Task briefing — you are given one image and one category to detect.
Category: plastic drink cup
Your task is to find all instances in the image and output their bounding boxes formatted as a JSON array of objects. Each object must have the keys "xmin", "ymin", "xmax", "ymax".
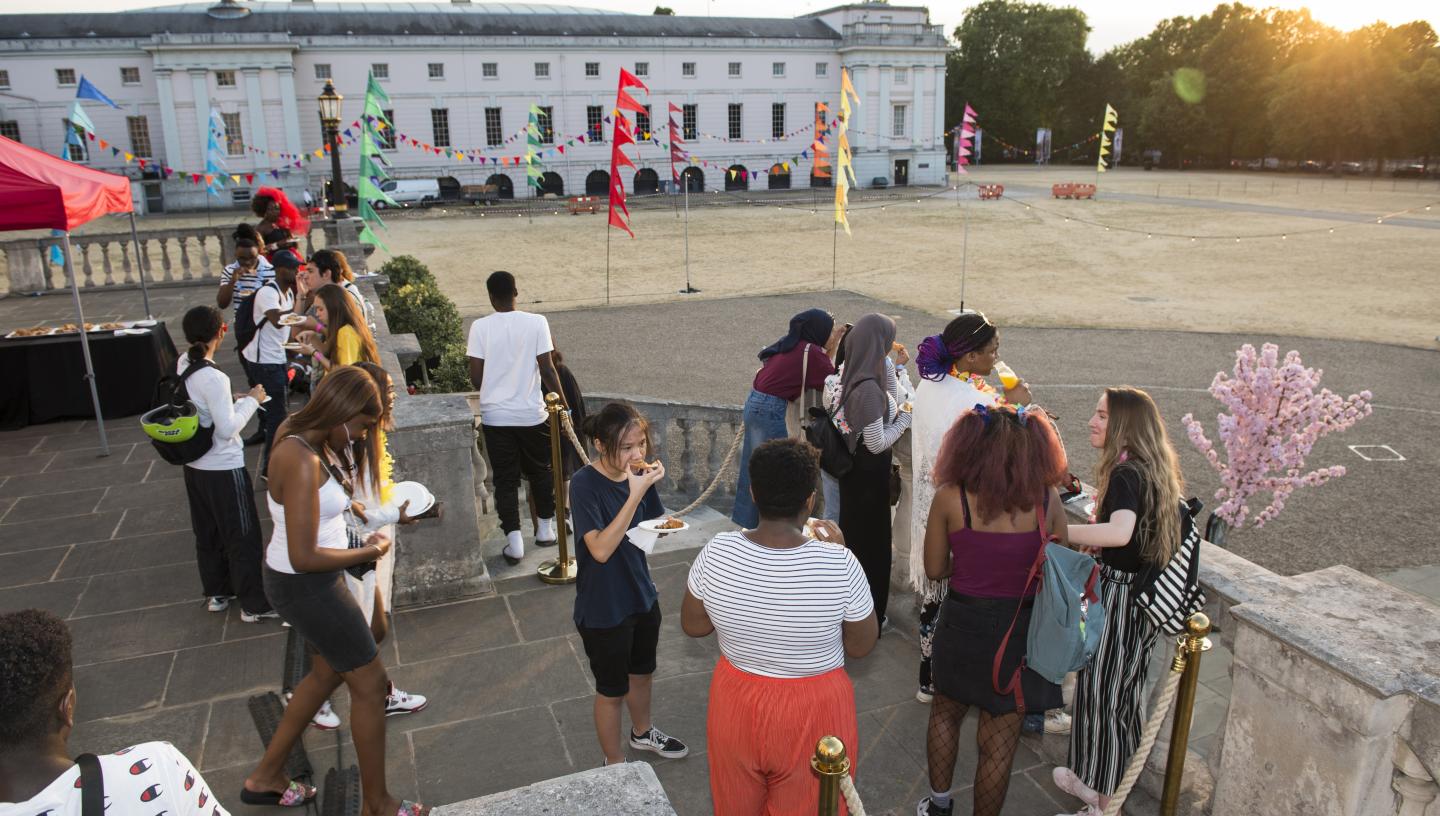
[{"xmin": 995, "ymin": 361, "xmax": 1020, "ymax": 390}]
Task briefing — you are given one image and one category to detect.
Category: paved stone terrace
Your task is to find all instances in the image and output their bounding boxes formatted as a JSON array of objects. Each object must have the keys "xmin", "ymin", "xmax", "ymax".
[{"xmin": 3, "ymin": 282, "xmax": 1435, "ymax": 815}]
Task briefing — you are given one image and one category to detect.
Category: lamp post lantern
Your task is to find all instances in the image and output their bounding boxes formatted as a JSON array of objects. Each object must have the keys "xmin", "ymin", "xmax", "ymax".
[{"xmin": 317, "ymin": 80, "xmax": 346, "ymax": 214}]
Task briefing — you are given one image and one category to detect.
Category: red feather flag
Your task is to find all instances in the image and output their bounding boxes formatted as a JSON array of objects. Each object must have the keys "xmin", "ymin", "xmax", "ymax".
[{"xmin": 607, "ymin": 69, "xmax": 649, "ymax": 239}]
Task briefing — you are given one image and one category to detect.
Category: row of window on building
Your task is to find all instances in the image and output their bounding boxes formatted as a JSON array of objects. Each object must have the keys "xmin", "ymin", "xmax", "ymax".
[
  {"xmin": 0, "ymin": 62, "xmax": 924, "ymax": 92},
  {"xmin": 0, "ymin": 97, "xmax": 915, "ymax": 163}
]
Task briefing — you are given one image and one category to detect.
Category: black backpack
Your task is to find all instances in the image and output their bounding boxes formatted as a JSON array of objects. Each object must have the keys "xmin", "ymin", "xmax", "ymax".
[
  {"xmin": 234, "ymin": 280, "xmax": 279, "ymax": 353},
  {"xmin": 144, "ymin": 358, "xmax": 217, "ymax": 466}
]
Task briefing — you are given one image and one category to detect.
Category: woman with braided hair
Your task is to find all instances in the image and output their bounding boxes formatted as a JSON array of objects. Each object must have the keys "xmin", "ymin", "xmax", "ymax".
[{"xmin": 908, "ymin": 312, "xmax": 1031, "ymax": 703}]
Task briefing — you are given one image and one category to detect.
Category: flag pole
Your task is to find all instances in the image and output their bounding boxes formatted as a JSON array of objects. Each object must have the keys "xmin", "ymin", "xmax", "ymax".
[
  {"xmin": 960, "ymin": 195, "xmax": 970, "ymax": 311},
  {"xmin": 605, "ymin": 218, "xmax": 611, "ymax": 306},
  {"xmin": 128, "ymin": 212, "xmax": 152, "ymax": 319},
  {"xmin": 831, "ymin": 220, "xmax": 838, "ymax": 290},
  {"xmin": 680, "ymin": 177, "xmax": 698, "ymax": 293}
]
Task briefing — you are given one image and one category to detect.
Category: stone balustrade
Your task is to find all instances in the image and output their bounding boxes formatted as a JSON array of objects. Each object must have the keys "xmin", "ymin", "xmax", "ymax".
[
  {"xmin": 582, "ymin": 393, "xmax": 744, "ymax": 510},
  {"xmin": 1, "ymin": 223, "xmax": 327, "ymax": 295}
]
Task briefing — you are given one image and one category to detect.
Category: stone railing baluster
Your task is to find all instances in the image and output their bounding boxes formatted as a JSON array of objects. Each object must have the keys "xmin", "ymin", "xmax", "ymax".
[
  {"xmin": 177, "ymin": 234, "xmax": 193, "ymax": 280},
  {"xmin": 99, "ymin": 240, "xmax": 116, "ymax": 286},
  {"xmin": 195, "ymin": 232, "xmax": 213, "ymax": 278},
  {"xmin": 79, "ymin": 242, "xmax": 97, "ymax": 287},
  {"xmin": 158, "ymin": 237, "xmax": 174, "ymax": 282}
]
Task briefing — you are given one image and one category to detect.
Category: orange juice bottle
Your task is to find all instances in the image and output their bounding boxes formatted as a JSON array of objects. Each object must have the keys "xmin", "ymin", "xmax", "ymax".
[{"xmin": 995, "ymin": 361, "xmax": 1020, "ymax": 390}]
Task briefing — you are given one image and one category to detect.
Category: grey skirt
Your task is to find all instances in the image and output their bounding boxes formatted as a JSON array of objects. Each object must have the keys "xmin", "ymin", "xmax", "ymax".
[{"xmin": 263, "ymin": 566, "xmax": 378, "ymax": 673}]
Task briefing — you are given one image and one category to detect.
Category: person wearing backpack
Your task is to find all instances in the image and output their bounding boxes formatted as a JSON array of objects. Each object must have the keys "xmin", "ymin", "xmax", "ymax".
[
  {"xmin": 917, "ymin": 403, "xmax": 1069, "ymax": 816},
  {"xmin": 241, "ymin": 250, "xmax": 306, "ymax": 479},
  {"xmin": 1052, "ymin": 387, "xmax": 1186, "ymax": 816},
  {"xmin": 216, "ymin": 226, "xmax": 273, "ymax": 446},
  {"xmin": 176, "ymin": 305, "xmax": 275, "ymax": 622}
]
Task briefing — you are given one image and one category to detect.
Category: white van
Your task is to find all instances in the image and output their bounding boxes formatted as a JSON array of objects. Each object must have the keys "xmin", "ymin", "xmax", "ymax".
[{"xmin": 379, "ymin": 178, "xmax": 440, "ymax": 208}]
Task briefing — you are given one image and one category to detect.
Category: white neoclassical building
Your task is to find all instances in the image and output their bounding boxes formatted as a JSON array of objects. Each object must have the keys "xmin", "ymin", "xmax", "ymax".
[{"xmin": 0, "ymin": 0, "xmax": 948, "ymax": 211}]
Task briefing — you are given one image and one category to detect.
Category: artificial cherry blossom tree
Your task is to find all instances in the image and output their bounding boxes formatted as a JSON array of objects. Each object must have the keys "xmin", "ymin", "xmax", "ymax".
[{"xmin": 1181, "ymin": 343, "xmax": 1372, "ymax": 529}]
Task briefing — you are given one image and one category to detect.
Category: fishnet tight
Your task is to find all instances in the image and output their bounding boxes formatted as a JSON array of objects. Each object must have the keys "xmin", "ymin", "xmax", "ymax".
[{"xmin": 925, "ymin": 693, "xmax": 1024, "ymax": 816}]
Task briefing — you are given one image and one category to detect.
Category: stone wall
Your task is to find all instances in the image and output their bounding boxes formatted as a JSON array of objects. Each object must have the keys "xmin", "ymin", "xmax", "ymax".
[{"xmin": 365, "ymin": 278, "xmax": 497, "ymax": 608}]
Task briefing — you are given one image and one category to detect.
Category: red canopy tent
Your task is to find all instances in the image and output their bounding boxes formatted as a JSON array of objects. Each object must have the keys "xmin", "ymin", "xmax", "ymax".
[{"xmin": 0, "ymin": 134, "xmax": 150, "ymax": 455}]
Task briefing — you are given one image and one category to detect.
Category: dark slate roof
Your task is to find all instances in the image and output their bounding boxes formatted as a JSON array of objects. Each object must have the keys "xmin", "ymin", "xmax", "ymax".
[{"xmin": 0, "ymin": 1, "xmax": 842, "ymax": 40}]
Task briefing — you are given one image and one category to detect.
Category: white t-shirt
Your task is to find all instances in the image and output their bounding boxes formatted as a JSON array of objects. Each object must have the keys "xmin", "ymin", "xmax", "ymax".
[
  {"xmin": 241, "ymin": 282, "xmax": 294, "ymax": 366},
  {"xmin": 465, "ymin": 310, "xmax": 553, "ymax": 427},
  {"xmin": 177, "ymin": 357, "xmax": 258, "ymax": 471},
  {"xmin": 687, "ymin": 531, "xmax": 873, "ymax": 678},
  {"xmin": 0, "ymin": 741, "xmax": 227, "ymax": 816}
]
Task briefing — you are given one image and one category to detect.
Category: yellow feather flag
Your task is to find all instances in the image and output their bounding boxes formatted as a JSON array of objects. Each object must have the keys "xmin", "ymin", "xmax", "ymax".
[{"xmin": 1103, "ymin": 104, "xmax": 1119, "ymax": 133}]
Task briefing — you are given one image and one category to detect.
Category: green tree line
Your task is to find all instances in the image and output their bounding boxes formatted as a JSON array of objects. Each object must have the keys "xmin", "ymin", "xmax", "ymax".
[{"xmin": 944, "ymin": 0, "xmax": 1440, "ymax": 168}]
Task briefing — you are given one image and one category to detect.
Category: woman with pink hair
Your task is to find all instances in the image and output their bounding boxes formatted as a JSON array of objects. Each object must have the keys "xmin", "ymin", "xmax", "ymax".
[{"xmin": 252, "ymin": 187, "xmax": 310, "ymax": 258}]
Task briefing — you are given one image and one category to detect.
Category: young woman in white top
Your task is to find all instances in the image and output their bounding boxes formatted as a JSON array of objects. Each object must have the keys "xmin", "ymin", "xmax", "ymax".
[
  {"xmin": 908, "ymin": 312, "xmax": 1031, "ymax": 702},
  {"xmin": 242, "ymin": 367, "xmax": 427, "ymax": 816},
  {"xmin": 683, "ymin": 437, "xmax": 877, "ymax": 814},
  {"xmin": 177, "ymin": 306, "xmax": 274, "ymax": 621}
]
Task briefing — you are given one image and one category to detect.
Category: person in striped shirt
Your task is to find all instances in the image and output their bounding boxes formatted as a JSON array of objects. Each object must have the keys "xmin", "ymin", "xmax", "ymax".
[{"xmin": 683, "ymin": 437, "xmax": 877, "ymax": 814}]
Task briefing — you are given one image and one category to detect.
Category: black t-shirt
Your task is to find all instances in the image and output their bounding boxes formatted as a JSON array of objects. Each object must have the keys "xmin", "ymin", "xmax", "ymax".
[
  {"xmin": 569, "ymin": 464, "xmax": 664, "ymax": 629},
  {"xmin": 1099, "ymin": 463, "xmax": 1147, "ymax": 573}
]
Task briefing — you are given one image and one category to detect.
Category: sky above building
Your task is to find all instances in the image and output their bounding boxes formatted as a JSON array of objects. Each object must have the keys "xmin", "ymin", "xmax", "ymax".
[{"xmin": 8, "ymin": 0, "xmax": 1437, "ymax": 53}]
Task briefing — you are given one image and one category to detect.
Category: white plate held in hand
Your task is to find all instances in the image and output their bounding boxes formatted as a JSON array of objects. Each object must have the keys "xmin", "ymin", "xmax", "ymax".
[
  {"xmin": 638, "ymin": 517, "xmax": 688, "ymax": 534},
  {"xmin": 389, "ymin": 481, "xmax": 435, "ymax": 516}
]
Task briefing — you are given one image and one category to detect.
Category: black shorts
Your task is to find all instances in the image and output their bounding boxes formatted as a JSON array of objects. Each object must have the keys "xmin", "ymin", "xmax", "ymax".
[
  {"xmin": 576, "ymin": 603, "xmax": 661, "ymax": 698},
  {"xmin": 263, "ymin": 566, "xmax": 379, "ymax": 674}
]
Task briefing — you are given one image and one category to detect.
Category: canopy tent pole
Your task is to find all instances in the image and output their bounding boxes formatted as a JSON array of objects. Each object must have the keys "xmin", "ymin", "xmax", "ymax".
[
  {"xmin": 62, "ymin": 232, "xmax": 110, "ymax": 456},
  {"xmin": 128, "ymin": 211, "xmax": 152, "ymax": 319}
]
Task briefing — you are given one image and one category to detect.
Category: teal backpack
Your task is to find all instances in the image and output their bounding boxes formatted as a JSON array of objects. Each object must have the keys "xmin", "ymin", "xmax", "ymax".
[{"xmin": 992, "ymin": 497, "xmax": 1106, "ymax": 712}]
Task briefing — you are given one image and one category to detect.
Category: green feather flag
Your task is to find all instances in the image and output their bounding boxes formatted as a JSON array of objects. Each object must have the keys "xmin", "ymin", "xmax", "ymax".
[
  {"xmin": 358, "ymin": 71, "xmax": 397, "ymax": 247},
  {"xmin": 525, "ymin": 104, "xmax": 543, "ymax": 189}
]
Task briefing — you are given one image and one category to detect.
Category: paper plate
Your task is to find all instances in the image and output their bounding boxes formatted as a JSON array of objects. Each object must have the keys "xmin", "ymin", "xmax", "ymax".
[
  {"xmin": 390, "ymin": 481, "xmax": 435, "ymax": 516},
  {"xmin": 638, "ymin": 517, "xmax": 688, "ymax": 534},
  {"xmin": 279, "ymin": 314, "xmax": 307, "ymax": 326}
]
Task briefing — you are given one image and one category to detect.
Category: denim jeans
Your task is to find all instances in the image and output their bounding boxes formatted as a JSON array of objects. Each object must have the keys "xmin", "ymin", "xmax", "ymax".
[
  {"xmin": 819, "ymin": 472, "xmax": 842, "ymax": 521},
  {"xmin": 730, "ymin": 389, "xmax": 790, "ymax": 528},
  {"xmin": 251, "ymin": 362, "xmax": 289, "ymax": 477}
]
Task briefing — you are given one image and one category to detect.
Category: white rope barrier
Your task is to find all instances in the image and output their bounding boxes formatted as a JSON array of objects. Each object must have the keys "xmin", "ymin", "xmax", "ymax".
[
  {"xmin": 1101, "ymin": 659, "xmax": 1186, "ymax": 816},
  {"xmin": 838, "ymin": 775, "xmax": 867, "ymax": 816},
  {"xmin": 559, "ymin": 409, "xmax": 744, "ymax": 519}
]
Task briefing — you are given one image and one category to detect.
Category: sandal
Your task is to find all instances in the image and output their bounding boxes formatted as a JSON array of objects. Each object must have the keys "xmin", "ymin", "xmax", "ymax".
[
  {"xmin": 397, "ymin": 800, "xmax": 429, "ymax": 816},
  {"xmin": 239, "ymin": 780, "xmax": 317, "ymax": 808}
]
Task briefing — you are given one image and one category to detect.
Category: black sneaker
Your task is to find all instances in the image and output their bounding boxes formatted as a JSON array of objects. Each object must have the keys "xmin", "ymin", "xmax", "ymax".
[
  {"xmin": 629, "ymin": 726, "xmax": 688, "ymax": 759},
  {"xmin": 916, "ymin": 797, "xmax": 953, "ymax": 816}
]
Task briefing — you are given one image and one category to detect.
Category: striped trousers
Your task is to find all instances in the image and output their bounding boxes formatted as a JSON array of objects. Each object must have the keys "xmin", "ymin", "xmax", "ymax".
[{"xmin": 1067, "ymin": 565, "xmax": 1161, "ymax": 795}]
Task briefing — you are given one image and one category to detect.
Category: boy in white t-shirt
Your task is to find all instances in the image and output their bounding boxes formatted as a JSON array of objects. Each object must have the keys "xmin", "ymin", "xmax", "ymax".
[
  {"xmin": 0, "ymin": 610, "xmax": 262, "ymax": 816},
  {"xmin": 241, "ymin": 250, "xmax": 304, "ymax": 478},
  {"xmin": 466, "ymin": 271, "xmax": 568, "ymax": 564}
]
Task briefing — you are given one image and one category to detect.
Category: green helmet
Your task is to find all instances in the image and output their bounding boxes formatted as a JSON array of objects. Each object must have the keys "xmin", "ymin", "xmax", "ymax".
[{"xmin": 142, "ymin": 401, "xmax": 201, "ymax": 444}]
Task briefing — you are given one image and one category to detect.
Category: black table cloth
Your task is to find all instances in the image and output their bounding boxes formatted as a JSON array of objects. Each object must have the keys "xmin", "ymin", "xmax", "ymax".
[{"xmin": 0, "ymin": 323, "xmax": 178, "ymax": 430}]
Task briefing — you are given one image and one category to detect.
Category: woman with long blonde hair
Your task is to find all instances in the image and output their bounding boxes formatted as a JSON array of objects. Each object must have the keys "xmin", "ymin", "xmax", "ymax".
[{"xmin": 1053, "ymin": 387, "xmax": 1184, "ymax": 816}]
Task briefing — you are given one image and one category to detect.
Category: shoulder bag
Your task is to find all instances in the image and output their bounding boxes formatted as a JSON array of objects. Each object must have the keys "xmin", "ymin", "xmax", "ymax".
[{"xmin": 1132, "ymin": 497, "xmax": 1207, "ymax": 635}]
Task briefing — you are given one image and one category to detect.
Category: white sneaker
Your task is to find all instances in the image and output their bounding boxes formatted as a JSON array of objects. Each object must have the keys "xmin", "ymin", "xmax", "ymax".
[
  {"xmin": 1052, "ymin": 767, "xmax": 1100, "ymax": 808},
  {"xmin": 311, "ymin": 700, "xmax": 340, "ymax": 730},
  {"xmin": 536, "ymin": 516, "xmax": 557, "ymax": 546},
  {"xmin": 385, "ymin": 683, "xmax": 428, "ymax": 716},
  {"xmin": 1045, "ymin": 710, "xmax": 1073, "ymax": 734},
  {"xmin": 502, "ymin": 530, "xmax": 524, "ymax": 564},
  {"xmin": 240, "ymin": 609, "xmax": 280, "ymax": 624},
  {"xmin": 1053, "ymin": 807, "xmax": 1101, "ymax": 816},
  {"xmin": 206, "ymin": 596, "xmax": 229, "ymax": 613},
  {"xmin": 916, "ymin": 685, "xmax": 935, "ymax": 704}
]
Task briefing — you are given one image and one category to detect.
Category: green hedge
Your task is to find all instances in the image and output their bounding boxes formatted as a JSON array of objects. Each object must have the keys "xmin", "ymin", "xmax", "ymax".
[
  {"xmin": 378, "ymin": 255, "xmax": 436, "ymax": 290},
  {"xmin": 376, "ymin": 256, "xmax": 471, "ymax": 393}
]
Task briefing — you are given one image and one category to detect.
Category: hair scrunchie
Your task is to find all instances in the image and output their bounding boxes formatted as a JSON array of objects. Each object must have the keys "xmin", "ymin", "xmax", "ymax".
[{"xmin": 916, "ymin": 334, "xmax": 957, "ymax": 381}]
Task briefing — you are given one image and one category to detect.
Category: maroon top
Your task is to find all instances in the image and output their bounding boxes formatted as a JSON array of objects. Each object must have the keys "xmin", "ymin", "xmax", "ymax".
[
  {"xmin": 948, "ymin": 491, "xmax": 1045, "ymax": 598},
  {"xmin": 751, "ymin": 343, "xmax": 835, "ymax": 401}
]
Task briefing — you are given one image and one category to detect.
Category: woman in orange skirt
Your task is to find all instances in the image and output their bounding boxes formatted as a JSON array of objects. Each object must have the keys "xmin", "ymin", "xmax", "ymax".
[{"xmin": 682, "ymin": 438, "xmax": 878, "ymax": 813}]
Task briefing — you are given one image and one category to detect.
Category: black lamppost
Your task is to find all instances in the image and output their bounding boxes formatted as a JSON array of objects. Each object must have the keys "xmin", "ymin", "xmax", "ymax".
[{"xmin": 317, "ymin": 80, "xmax": 346, "ymax": 214}]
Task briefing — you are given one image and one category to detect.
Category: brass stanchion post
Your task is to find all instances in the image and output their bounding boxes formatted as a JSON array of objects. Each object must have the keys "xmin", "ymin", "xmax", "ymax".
[
  {"xmin": 537, "ymin": 393, "xmax": 577, "ymax": 585},
  {"xmin": 1159, "ymin": 612, "xmax": 1213, "ymax": 815},
  {"xmin": 812, "ymin": 736, "xmax": 849, "ymax": 816}
]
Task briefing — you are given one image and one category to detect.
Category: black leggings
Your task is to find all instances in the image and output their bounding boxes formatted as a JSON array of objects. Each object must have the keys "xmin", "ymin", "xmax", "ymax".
[
  {"xmin": 839, "ymin": 444, "xmax": 894, "ymax": 622},
  {"xmin": 184, "ymin": 466, "xmax": 269, "ymax": 614}
]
